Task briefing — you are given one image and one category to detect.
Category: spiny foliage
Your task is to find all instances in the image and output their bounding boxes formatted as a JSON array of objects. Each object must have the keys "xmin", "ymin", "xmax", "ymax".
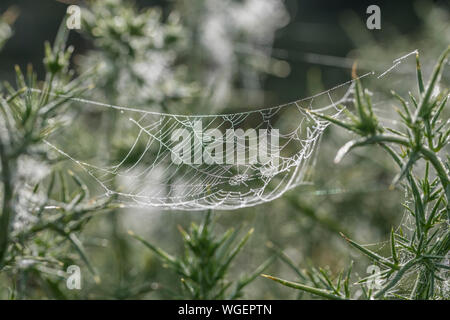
[
  {"xmin": 0, "ymin": 20, "xmax": 119, "ymax": 299},
  {"xmin": 80, "ymin": 0, "xmax": 197, "ymax": 110},
  {"xmin": 264, "ymin": 47, "xmax": 450, "ymax": 300},
  {"xmin": 130, "ymin": 210, "xmax": 273, "ymax": 299}
]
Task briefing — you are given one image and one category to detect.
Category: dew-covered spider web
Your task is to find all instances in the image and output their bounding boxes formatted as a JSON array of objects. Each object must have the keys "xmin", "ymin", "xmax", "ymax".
[
  {"xmin": 42, "ymin": 75, "xmax": 366, "ymax": 211},
  {"xmin": 40, "ymin": 52, "xmax": 419, "ymax": 211}
]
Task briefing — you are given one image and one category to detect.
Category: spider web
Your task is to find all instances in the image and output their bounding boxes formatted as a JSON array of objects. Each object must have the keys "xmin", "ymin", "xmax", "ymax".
[{"xmin": 42, "ymin": 74, "xmax": 372, "ymax": 211}]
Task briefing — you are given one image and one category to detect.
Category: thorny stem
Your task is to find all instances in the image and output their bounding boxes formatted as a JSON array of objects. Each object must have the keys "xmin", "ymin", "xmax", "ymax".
[
  {"xmin": 412, "ymin": 46, "xmax": 450, "ymax": 124},
  {"xmin": 261, "ymin": 274, "xmax": 346, "ymax": 300},
  {"xmin": 374, "ymin": 258, "xmax": 420, "ymax": 299},
  {"xmin": 362, "ymin": 134, "xmax": 450, "ymax": 228},
  {"xmin": 343, "ymin": 134, "xmax": 450, "ymax": 208}
]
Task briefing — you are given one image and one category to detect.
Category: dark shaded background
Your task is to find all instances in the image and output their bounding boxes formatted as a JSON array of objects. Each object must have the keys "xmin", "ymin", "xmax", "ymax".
[{"xmin": 0, "ymin": 0, "xmax": 438, "ymax": 104}]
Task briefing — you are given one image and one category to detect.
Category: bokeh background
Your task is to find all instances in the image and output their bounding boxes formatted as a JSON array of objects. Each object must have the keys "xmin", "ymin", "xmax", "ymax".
[{"xmin": 0, "ymin": 0, "xmax": 448, "ymax": 299}]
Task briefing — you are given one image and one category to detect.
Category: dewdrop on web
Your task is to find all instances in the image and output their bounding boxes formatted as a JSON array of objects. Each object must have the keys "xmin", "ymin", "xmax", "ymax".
[{"xmin": 38, "ymin": 51, "xmax": 416, "ymax": 211}]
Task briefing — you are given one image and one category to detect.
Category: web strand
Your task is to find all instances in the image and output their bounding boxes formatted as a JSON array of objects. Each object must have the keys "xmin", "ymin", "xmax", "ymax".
[{"xmin": 37, "ymin": 52, "xmax": 416, "ymax": 210}]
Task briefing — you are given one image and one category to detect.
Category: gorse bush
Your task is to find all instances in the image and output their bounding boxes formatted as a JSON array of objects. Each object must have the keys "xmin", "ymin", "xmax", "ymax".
[
  {"xmin": 80, "ymin": 0, "xmax": 196, "ymax": 110},
  {"xmin": 0, "ymin": 0, "xmax": 448, "ymax": 300},
  {"xmin": 130, "ymin": 210, "xmax": 273, "ymax": 299},
  {"xmin": 0, "ymin": 19, "xmax": 119, "ymax": 298},
  {"xmin": 264, "ymin": 47, "xmax": 450, "ymax": 300},
  {"xmin": 0, "ymin": 1, "xmax": 277, "ymax": 299}
]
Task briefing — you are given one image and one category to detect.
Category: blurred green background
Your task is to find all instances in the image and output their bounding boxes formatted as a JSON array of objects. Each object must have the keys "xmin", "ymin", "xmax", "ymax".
[{"xmin": 0, "ymin": 0, "xmax": 448, "ymax": 299}]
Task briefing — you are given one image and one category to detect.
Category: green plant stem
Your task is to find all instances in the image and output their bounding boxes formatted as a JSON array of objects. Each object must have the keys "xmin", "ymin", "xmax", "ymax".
[
  {"xmin": 374, "ymin": 258, "xmax": 419, "ymax": 299},
  {"xmin": 341, "ymin": 134, "xmax": 449, "ymax": 204},
  {"xmin": 261, "ymin": 274, "xmax": 345, "ymax": 300},
  {"xmin": 378, "ymin": 134, "xmax": 450, "ymax": 219},
  {"xmin": 413, "ymin": 46, "xmax": 450, "ymax": 123},
  {"xmin": 287, "ymin": 195, "xmax": 350, "ymax": 236}
]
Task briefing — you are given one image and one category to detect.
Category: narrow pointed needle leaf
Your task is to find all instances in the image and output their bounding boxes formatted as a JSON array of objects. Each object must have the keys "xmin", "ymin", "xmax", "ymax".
[
  {"xmin": 308, "ymin": 110, "xmax": 359, "ymax": 133},
  {"xmin": 128, "ymin": 230, "xmax": 178, "ymax": 267},
  {"xmin": 215, "ymin": 228, "xmax": 254, "ymax": 279},
  {"xmin": 234, "ymin": 257, "xmax": 275, "ymax": 296},
  {"xmin": 261, "ymin": 274, "xmax": 345, "ymax": 300},
  {"xmin": 67, "ymin": 233, "xmax": 100, "ymax": 284},
  {"xmin": 390, "ymin": 228, "xmax": 399, "ymax": 265},
  {"xmin": 340, "ymin": 233, "xmax": 398, "ymax": 270},
  {"xmin": 416, "ymin": 52, "xmax": 425, "ymax": 95},
  {"xmin": 415, "ymin": 46, "xmax": 449, "ymax": 121}
]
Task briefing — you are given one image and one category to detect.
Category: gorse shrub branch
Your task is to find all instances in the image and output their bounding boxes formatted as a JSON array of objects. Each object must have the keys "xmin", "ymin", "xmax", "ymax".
[
  {"xmin": 0, "ymin": 20, "xmax": 118, "ymax": 298},
  {"xmin": 130, "ymin": 210, "xmax": 273, "ymax": 299},
  {"xmin": 80, "ymin": 0, "xmax": 197, "ymax": 110},
  {"xmin": 264, "ymin": 46, "xmax": 450, "ymax": 300}
]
